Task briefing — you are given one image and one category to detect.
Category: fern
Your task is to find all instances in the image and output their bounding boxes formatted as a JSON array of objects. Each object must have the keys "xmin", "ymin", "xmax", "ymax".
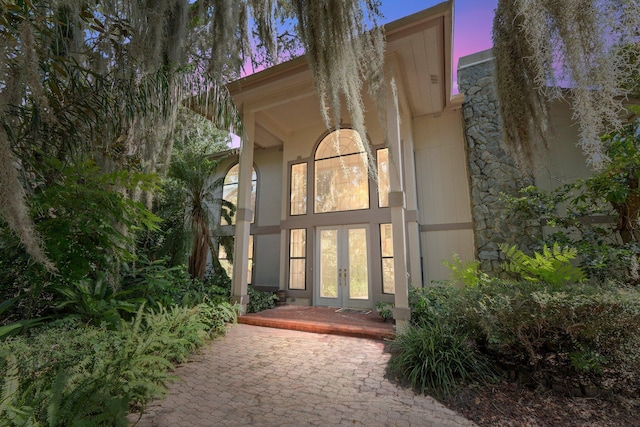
[
  {"xmin": 0, "ymin": 354, "xmax": 38, "ymax": 427},
  {"xmin": 499, "ymin": 243, "xmax": 586, "ymax": 287},
  {"xmin": 443, "ymin": 254, "xmax": 490, "ymax": 287}
]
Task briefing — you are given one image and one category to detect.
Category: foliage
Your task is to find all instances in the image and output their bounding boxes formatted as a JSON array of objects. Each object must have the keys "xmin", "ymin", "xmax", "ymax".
[
  {"xmin": 246, "ymin": 287, "xmax": 279, "ymax": 314},
  {"xmin": 0, "ymin": 0, "xmax": 386, "ymax": 270},
  {"xmin": 443, "ymin": 254, "xmax": 490, "ymax": 288},
  {"xmin": 408, "ymin": 285, "xmax": 462, "ymax": 327},
  {"xmin": 143, "ymin": 108, "xmax": 233, "ymax": 278},
  {"xmin": 167, "ymin": 141, "xmax": 232, "ymax": 280},
  {"xmin": 499, "ymin": 243, "xmax": 586, "ymax": 288},
  {"xmin": 503, "ymin": 120, "xmax": 640, "ymax": 282},
  {"xmin": 0, "ymin": 302, "xmax": 239, "ymax": 426},
  {"xmin": 375, "ymin": 301, "xmax": 393, "ymax": 322},
  {"xmin": 493, "ymin": 0, "xmax": 640, "ymax": 170},
  {"xmin": 407, "ymin": 272, "xmax": 640, "ymax": 396},
  {"xmin": 50, "ymin": 273, "xmax": 140, "ymax": 327},
  {"xmin": 389, "ymin": 321, "xmax": 494, "ymax": 397},
  {"xmin": 464, "ymin": 281, "xmax": 640, "ymax": 392},
  {"xmin": 0, "ymin": 160, "xmax": 161, "ymax": 322}
]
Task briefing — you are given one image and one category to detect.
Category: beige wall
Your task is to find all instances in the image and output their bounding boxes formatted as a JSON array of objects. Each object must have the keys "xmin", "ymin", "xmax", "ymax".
[
  {"xmin": 413, "ymin": 109, "xmax": 475, "ymax": 285},
  {"xmin": 533, "ymin": 98, "xmax": 592, "ymax": 191}
]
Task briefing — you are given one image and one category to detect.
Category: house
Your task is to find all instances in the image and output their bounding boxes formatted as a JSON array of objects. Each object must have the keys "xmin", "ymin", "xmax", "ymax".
[{"xmin": 212, "ymin": 1, "xmax": 591, "ymax": 324}]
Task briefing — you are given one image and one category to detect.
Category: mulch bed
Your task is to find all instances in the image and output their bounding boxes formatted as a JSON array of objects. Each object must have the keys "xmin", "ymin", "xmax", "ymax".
[{"xmin": 442, "ymin": 381, "xmax": 640, "ymax": 427}]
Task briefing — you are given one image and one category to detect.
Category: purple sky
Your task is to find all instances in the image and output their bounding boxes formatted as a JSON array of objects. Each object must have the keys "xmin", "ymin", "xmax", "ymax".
[{"xmin": 380, "ymin": 0, "xmax": 498, "ymax": 93}]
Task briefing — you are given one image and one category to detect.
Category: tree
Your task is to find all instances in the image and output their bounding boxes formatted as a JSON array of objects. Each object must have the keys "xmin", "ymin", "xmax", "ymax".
[
  {"xmin": 0, "ymin": 0, "xmax": 386, "ymax": 269},
  {"xmin": 493, "ymin": 0, "xmax": 640, "ymax": 170},
  {"xmin": 153, "ymin": 108, "xmax": 234, "ymax": 280}
]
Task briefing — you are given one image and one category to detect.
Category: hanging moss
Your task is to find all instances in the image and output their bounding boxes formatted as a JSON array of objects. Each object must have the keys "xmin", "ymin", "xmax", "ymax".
[
  {"xmin": 494, "ymin": 0, "xmax": 640, "ymax": 170},
  {"xmin": 0, "ymin": 0, "xmax": 385, "ymax": 267}
]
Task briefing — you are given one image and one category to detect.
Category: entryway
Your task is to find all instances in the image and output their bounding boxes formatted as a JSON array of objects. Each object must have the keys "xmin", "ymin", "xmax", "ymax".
[{"xmin": 315, "ymin": 225, "xmax": 372, "ymax": 308}]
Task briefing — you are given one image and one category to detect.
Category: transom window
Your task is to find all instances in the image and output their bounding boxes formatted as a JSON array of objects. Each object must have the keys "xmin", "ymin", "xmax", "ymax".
[
  {"xmin": 314, "ymin": 129, "xmax": 369, "ymax": 213},
  {"xmin": 221, "ymin": 163, "xmax": 257, "ymax": 225}
]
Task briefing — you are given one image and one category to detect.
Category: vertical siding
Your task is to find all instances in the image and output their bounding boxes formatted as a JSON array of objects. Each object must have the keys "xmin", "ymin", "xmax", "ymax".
[
  {"xmin": 413, "ymin": 109, "xmax": 475, "ymax": 285},
  {"xmin": 421, "ymin": 229, "xmax": 475, "ymax": 285},
  {"xmin": 414, "ymin": 111, "xmax": 472, "ymax": 225}
]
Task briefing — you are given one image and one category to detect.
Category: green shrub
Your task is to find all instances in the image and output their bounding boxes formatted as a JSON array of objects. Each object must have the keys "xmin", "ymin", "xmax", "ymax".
[
  {"xmin": 409, "ymin": 285, "xmax": 462, "ymax": 326},
  {"xmin": 375, "ymin": 301, "xmax": 393, "ymax": 321},
  {"xmin": 246, "ymin": 287, "xmax": 278, "ymax": 313},
  {"xmin": 389, "ymin": 321, "xmax": 493, "ymax": 397},
  {"xmin": 499, "ymin": 243, "xmax": 586, "ymax": 287},
  {"xmin": 460, "ymin": 281, "xmax": 640, "ymax": 393},
  {"xmin": 0, "ymin": 301, "xmax": 240, "ymax": 426},
  {"xmin": 443, "ymin": 254, "xmax": 490, "ymax": 287}
]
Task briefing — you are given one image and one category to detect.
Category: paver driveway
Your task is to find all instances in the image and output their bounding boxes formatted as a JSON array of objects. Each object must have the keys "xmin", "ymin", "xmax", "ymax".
[{"xmin": 129, "ymin": 324, "xmax": 476, "ymax": 427}]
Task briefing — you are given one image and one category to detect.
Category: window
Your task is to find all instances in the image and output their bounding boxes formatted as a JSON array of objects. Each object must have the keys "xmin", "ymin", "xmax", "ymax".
[
  {"xmin": 377, "ymin": 148, "xmax": 390, "ymax": 208},
  {"xmin": 290, "ymin": 163, "xmax": 307, "ymax": 215},
  {"xmin": 314, "ymin": 129, "xmax": 369, "ymax": 213},
  {"xmin": 218, "ymin": 235, "xmax": 253, "ymax": 284},
  {"xmin": 221, "ymin": 163, "xmax": 257, "ymax": 225},
  {"xmin": 288, "ymin": 229, "xmax": 306, "ymax": 289},
  {"xmin": 380, "ymin": 224, "xmax": 395, "ymax": 294}
]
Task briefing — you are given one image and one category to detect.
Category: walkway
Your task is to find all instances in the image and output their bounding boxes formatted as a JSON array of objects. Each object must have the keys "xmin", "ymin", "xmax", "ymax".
[{"xmin": 129, "ymin": 324, "xmax": 476, "ymax": 427}]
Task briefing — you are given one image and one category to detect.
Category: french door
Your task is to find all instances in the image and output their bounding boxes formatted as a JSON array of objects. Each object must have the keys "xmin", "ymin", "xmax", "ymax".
[{"xmin": 315, "ymin": 225, "xmax": 371, "ymax": 308}]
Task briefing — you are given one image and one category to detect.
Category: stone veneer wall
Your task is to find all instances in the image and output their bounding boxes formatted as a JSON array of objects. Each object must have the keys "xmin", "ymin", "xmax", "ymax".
[{"xmin": 458, "ymin": 52, "xmax": 541, "ymax": 273}]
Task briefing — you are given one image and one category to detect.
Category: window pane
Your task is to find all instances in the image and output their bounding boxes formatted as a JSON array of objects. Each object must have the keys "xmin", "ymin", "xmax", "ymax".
[
  {"xmin": 377, "ymin": 148, "xmax": 390, "ymax": 208},
  {"xmin": 382, "ymin": 258, "xmax": 395, "ymax": 294},
  {"xmin": 380, "ymin": 223, "xmax": 393, "ymax": 257},
  {"xmin": 218, "ymin": 236, "xmax": 253, "ymax": 284},
  {"xmin": 290, "ymin": 229, "xmax": 306, "ymax": 258},
  {"xmin": 290, "ymin": 163, "xmax": 307, "ymax": 215},
  {"xmin": 380, "ymin": 224, "xmax": 395, "ymax": 294},
  {"xmin": 315, "ymin": 129, "xmax": 363, "ymax": 160},
  {"xmin": 320, "ymin": 230, "xmax": 338, "ymax": 298},
  {"xmin": 315, "ymin": 154, "xmax": 369, "ymax": 212},
  {"xmin": 247, "ymin": 235, "xmax": 253, "ymax": 285},
  {"xmin": 222, "ymin": 164, "xmax": 257, "ymax": 225},
  {"xmin": 314, "ymin": 130, "xmax": 369, "ymax": 213},
  {"xmin": 218, "ymin": 244, "xmax": 233, "ymax": 278},
  {"xmin": 348, "ymin": 228, "xmax": 369, "ymax": 300},
  {"xmin": 289, "ymin": 259, "xmax": 306, "ymax": 289}
]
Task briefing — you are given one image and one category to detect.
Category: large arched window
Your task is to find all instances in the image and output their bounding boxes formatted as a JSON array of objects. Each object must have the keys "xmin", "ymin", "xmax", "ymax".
[
  {"xmin": 221, "ymin": 163, "xmax": 257, "ymax": 225},
  {"xmin": 314, "ymin": 129, "xmax": 369, "ymax": 213}
]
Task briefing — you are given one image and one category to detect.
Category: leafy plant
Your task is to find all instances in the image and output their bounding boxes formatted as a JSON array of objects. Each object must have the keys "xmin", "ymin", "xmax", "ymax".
[
  {"xmin": 443, "ymin": 254, "xmax": 490, "ymax": 287},
  {"xmin": 375, "ymin": 301, "xmax": 393, "ymax": 322},
  {"xmin": 389, "ymin": 321, "xmax": 493, "ymax": 397},
  {"xmin": 246, "ymin": 287, "xmax": 278, "ymax": 313},
  {"xmin": 51, "ymin": 273, "xmax": 140, "ymax": 326},
  {"xmin": 0, "ymin": 300, "xmax": 239, "ymax": 426},
  {"xmin": 503, "ymin": 119, "xmax": 640, "ymax": 283},
  {"xmin": 499, "ymin": 243, "xmax": 586, "ymax": 287}
]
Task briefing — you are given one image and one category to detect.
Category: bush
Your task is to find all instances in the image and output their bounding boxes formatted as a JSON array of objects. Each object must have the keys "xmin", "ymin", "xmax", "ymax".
[
  {"xmin": 409, "ymin": 285, "xmax": 462, "ymax": 326},
  {"xmin": 389, "ymin": 321, "xmax": 493, "ymax": 397},
  {"xmin": 246, "ymin": 287, "xmax": 278, "ymax": 313},
  {"xmin": 462, "ymin": 281, "xmax": 640, "ymax": 392},
  {"xmin": 0, "ymin": 301, "xmax": 240, "ymax": 426}
]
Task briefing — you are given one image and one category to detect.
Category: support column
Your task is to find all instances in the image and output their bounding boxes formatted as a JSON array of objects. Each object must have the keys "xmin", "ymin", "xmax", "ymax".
[
  {"xmin": 400, "ymin": 119, "xmax": 422, "ymax": 289},
  {"xmin": 387, "ymin": 80, "xmax": 410, "ymax": 332},
  {"xmin": 232, "ymin": 111, "xmax": 255, "ymax": 312}
]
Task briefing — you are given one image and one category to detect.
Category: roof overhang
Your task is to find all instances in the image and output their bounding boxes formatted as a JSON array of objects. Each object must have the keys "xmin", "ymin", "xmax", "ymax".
[{"xmin": 226, "ymin": 1, "xmax": 455, "ymax": 149}]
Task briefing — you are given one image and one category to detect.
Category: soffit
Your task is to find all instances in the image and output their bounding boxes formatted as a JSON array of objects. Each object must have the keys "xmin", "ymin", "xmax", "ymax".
[{"xmin": 226, "ymin": 1, "xmax": 452, "ymax": 149}]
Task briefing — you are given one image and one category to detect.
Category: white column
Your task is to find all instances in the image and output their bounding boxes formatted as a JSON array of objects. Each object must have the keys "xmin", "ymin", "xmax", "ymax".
[
  {"xmin": 232, "ymin": 111, "xmax": 255, "ymax": 312},
  {"xmin": 387, "ymin": 80, "xmax": 410, "ymax": 332}
]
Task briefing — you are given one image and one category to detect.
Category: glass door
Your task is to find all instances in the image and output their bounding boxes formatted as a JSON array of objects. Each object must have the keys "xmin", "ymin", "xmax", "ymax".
[{"xmin": 315, "ymin": 225, "xmax": 371, "ymax": 308}]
